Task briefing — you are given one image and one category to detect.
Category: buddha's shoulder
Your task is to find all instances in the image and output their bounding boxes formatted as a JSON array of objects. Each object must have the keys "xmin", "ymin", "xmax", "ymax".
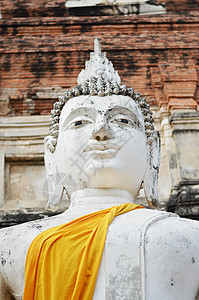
[
  {"xmin": 110, "ymin": 208, "xmax": 199, "ymax": 244},
  {"xmin": 0, "ymin": 213, "xmax": 68, "ymax": 254}
]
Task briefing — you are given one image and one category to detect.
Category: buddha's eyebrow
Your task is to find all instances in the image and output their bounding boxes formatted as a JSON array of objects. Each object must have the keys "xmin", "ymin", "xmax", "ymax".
[
  {"xmin": 107, "ymin": 106, "xmax": 143, "ymax": 128},
  {"xmin": 61, "ymin": 107, "xmax": 96, "ymax": 129}
]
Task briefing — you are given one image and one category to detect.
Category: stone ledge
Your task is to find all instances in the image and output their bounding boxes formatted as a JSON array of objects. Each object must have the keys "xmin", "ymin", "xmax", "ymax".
[
  {"xmin": 0, "ymin": 208, "xmax": 66, "ymax": 229},
  {"xmin": 0, "ymin": 115, "xmax": 50, "ymax": 139},
  {"xmin": 170, "ymin": 110, "xmax": 199, "ymax": 122},
  {"xmin": 170, "ymin": 110, "xmax": 199, "ymax": 130},
  {"xmin": 167, "ymin": 181, "xmax": 199, "ymax": 220}
]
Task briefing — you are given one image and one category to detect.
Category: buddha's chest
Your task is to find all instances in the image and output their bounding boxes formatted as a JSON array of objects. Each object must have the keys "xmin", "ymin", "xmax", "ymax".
[{"xmin": 93, "ymin": 213, "xmax": 142, "ymax": 300}]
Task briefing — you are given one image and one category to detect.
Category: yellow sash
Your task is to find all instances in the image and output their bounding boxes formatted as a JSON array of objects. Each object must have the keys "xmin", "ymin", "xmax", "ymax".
[{"xmin": 23, "ymin": 202, "xmax": 143, "ymax": 300}]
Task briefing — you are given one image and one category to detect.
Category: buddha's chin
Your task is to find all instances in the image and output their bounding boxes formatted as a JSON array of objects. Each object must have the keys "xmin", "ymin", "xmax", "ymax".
[
  {"xmin": 75, "ymin": 163, "xmax": 143, "ymax": 198},
  {"xmin": 85, "ymin": 157, "xmax": 117, "ymax": 172},
  {"xmin": 83, "ymin": 158, "xmax": 121, "ymax": 183}
]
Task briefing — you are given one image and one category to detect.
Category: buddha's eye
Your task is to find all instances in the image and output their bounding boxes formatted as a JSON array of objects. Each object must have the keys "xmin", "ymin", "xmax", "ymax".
[
  {"xmin": 111, "ymin": 117, "xmax": 133, "ymax": 127},
  {"xmin": 74, "ymin": 120, "xmax": 83, "ymax": 126},
  {"xmin": 120, "ymin": 119, "xmax": 129, "ymax": 124},
  {"xmin": 67, "ymin": 118, "xmax": 93, "ymax": 129}
]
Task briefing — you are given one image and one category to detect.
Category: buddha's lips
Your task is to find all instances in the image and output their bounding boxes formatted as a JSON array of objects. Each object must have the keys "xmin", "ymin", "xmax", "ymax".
[{"xmin": 84, "ymin": 142, "xmax": 120, "ymax": 152}]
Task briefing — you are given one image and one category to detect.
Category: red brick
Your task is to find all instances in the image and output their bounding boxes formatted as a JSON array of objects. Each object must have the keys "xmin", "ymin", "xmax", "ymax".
[{"xmin": 0, "ymin": 12, "xmax": 198, "ymax": 115}]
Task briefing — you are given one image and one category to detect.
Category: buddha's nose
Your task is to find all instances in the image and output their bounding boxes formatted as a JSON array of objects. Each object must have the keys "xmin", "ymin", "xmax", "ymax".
[{"xmin": 91, "ymin": 118, "xmax": 114, "ymax": 141}]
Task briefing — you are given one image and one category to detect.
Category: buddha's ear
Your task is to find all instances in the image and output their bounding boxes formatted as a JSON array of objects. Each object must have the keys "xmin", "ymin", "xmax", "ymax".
[
  {"xmin": 143, "ymin": 131, "xmax": 160, "ymax": 208},
  {"xmin": 44, "ymin": 136, "xmax": 64, "ymax": 212}
]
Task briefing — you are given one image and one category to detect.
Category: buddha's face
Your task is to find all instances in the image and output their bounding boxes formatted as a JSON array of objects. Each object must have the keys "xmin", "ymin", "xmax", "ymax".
[{"xmin": 54, "ymin": 94, "xmax": 147, "ymax": 199}]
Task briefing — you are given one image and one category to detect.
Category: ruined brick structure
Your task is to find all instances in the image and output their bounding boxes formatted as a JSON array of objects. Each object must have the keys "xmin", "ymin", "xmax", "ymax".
[{"xmin": 0, "ymin": 0, "xmax": 199, "ymax": 227}]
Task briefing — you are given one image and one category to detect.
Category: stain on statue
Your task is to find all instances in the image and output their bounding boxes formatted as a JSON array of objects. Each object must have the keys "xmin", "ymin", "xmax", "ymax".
[{"xmin": 0, "ymin": 39, "xmax": 199, "ymax": 300}]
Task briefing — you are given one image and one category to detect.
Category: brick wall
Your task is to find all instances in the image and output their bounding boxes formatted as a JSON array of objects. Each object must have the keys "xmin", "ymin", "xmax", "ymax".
[{"xmin": 0, "ymin": 12, "xmax": 199, "ymax": 116}]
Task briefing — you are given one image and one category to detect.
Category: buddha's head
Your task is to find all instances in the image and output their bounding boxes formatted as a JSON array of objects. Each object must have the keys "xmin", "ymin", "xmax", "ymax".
[{"xmin": 44, "ymin": 39, "xmax": 160, "ymax": 211}]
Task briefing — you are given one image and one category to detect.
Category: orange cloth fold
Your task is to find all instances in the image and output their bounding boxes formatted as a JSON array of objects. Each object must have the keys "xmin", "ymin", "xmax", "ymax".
[{"xmin": 23, "ymin": 202, "xmax": 143, "ymax": 300}]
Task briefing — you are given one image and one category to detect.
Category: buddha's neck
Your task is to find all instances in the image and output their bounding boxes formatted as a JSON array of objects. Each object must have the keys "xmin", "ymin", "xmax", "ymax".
[{"xmin": 68, "ymin": 188, "xmax": 134, "ymax": 212}]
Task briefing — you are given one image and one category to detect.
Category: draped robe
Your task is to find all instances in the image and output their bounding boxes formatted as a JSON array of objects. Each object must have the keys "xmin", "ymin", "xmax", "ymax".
[{"xmin": 23, "ymin": 203, "xmax": 143, "ymax": 300}]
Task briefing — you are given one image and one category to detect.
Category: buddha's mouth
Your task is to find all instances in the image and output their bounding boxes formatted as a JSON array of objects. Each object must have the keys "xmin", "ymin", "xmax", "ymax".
[
  {"xmin": 85, "ymin": 149, "xmax": 118, "ymax": 159},
  {"xmin": 83, "ymin": 142, "xmax": 120, "ymax": 159},
  {"xmin": 84, "ymin": 142, "xmax": 120, "ymax": 152}
]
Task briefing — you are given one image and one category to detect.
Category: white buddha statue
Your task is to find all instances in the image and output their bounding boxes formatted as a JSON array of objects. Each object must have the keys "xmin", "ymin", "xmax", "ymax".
[{"xmin": 0, "ymin": 39, "xmax": 199, "ymax": 300}]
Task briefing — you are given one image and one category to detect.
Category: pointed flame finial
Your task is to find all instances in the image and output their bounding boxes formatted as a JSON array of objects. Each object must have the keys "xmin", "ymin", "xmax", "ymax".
[
  {"xmin": 78, "ymin": 39, "xmax": 121, "ymax": 85},
  {"xmin": 94, "ymin": 38, "xmax": 101, "ymax": 55}
]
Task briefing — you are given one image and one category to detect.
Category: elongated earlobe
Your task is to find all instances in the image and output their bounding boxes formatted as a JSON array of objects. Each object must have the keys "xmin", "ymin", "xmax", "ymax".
[
  {"xmin": 143, "ymin": 131, "xmax": 160, "ymax": 208},
  {"xmin": 44, "ymin": 136, "xmax": 66, "ymax": 211}
]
